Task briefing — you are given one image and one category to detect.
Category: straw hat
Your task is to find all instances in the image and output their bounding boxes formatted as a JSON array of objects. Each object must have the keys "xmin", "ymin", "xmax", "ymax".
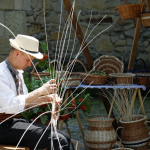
[{"xmin": 9, "ymin": 34, "xmax": 43, "ymax": 59}]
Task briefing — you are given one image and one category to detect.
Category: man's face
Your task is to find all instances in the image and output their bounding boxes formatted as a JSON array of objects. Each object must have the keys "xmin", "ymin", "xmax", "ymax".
[{"xmin": 17, "ymin": 52, "xmax": 34, "ymax": 70}]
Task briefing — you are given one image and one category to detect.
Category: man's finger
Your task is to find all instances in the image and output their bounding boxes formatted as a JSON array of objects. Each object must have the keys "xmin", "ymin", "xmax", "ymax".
[{"xmin": 49, "ymin": 79, "xmax": 56, "ymax": 84}]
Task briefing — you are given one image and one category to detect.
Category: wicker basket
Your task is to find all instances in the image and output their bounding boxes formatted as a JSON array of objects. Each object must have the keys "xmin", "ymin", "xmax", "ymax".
[
  {"xmin": 110, "ymin": 141, "xmax": 134, "ymax": 150},
  {"xmin": 117, "ymin": 115, "xmax": 149, "ymax": 149},
  {"xmin": 136, "ymin": 76, "xmax": 149, "ymax": 85},
  {"xmin": 31, "ymin": 62, "xmax": 53, "ymax": 80},
  {"xmin": 116, "ymin": 0, "xmax": 147, "ymax": 20},
  {"xmin": 84, "ymin": 116, "xmax": 117, "ymax": 150},
  {"xmin": 63, "ymin": 60, "xmax": 87, "ymax": 87},
  {"xmin": 109, "ymin": 73, "xmax": 135, "ymax": 85},
  {"xmin": 0, "ymin": 113, "xmax": 22, "ymax": 122},
  {"xmin": 140, "ymin": 0, "xmax": 150, "ymax": 28},
  {"xmin": 93, "ymin": 55, "xmax": 124, "ymax": 76},
  {"xmin": 82, "ymin": 72, "xmax": 109, "ymax": 85}
]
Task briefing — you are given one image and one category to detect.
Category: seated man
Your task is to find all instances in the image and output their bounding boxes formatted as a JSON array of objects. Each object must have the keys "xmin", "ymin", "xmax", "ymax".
[{"xmin": 0, "ymin": 34, "xmax": 70, "ymax": 150}]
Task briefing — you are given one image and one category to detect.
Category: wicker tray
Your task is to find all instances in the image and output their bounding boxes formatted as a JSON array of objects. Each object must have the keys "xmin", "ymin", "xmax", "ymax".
[
  {"xmin": 109, "ymin": 73, "xmax": 135, "ymax": 85},
  {"xmin": 93, "ymin": 55, "xmax": 124, "ymax": 76},
  {"xmin": 116, "ymin": 0, "xmax": 147, "ymax": 20}
]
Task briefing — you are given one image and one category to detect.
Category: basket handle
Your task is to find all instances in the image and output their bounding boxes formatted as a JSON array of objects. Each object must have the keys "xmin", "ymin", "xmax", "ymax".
[
  {"xmin": 31, "ymin": 61, "xmax": 54, "ymax": 74},
  {"xmin": 64, "ymin": 60, "xmax": 87, "ymax": 73},
  {"xmin": 133, "ymin": 58, "xmax": 148, "ymax": 72},
  {"xmin": 110, "ymin": 141, "xmax": 125, "ymax": 150},
  {"xmin": 50, "ymin": 59, "xmax": 63, "ymax": 71},
  {"xmin": 141, "ymin": 0, "xmax": 147, "ymax": 13},
  {"xmin": 116, "ymin": 127, "xmax": 123, "ymax": 141},
  {"xmin": 124, "ymin": 0, "xmax": 142, "ymax": 5}
]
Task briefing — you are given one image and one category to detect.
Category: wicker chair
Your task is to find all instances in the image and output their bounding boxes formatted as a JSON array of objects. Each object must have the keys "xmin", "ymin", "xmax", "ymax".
[
  {"xmin": 93, "ymin": 55, "xmax": 124, "ymax": 75},
  {"xmin": 0, "ymin": 113, "xmax": 30, "ymax": 150}
]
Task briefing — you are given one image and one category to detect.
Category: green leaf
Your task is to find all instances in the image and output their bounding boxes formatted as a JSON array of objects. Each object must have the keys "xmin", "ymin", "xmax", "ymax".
[
  {"xmin": 32, "ymin": 107, "xmax": 39, "ymax": 113},
  {"xmin": 40, "ymin": 115, "xmax": 48, "ymax": 124}
]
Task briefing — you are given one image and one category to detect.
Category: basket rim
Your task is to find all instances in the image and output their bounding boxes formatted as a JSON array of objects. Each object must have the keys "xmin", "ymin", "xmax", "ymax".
[
  {"xmin": 86, "ymin": 116, "xmax": 114, "ymax": 122},
  {"xmin": 119, "ymin": 115, "xmax": 147, "ymax": 124},
  {"xmin": 109, "ymin": 73, "xmax": 135, "ymax": 77}
]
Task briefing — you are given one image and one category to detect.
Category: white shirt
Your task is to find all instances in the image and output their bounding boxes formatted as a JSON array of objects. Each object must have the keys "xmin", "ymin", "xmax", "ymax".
[{"xmin": 0, "ymin": 61, "xmax": 28, "ymax": 114}]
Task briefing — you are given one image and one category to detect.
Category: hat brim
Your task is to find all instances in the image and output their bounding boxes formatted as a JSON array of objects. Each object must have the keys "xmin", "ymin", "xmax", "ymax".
[{"xmin": 9, "ymin": 39, "xmax": 43, "ymax": 59}]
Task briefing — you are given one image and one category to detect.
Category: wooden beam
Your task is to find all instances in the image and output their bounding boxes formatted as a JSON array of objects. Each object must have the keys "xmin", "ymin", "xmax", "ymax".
[
  {"xmin": 128, "ymin": 0, "xmax": 145, "ymax": 70},
  {"xmin": 63, "ymin": 0, "xmax": 93, "ymax": 70},
  {"xmin": 147, "ymin": 0, "xmax": 150, "ymax": 10}
]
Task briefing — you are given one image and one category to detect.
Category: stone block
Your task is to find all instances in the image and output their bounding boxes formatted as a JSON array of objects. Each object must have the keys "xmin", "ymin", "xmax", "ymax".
[
  {"xmin": 0, "ymin": 11, "xmax": 5, "ymax": 36},
  {"xmin": 15, "ymin": 0, "xmax": 31, "ymax": 11},
  {"xmin": 55, "ymin": 0, "xmax": 65, "ymax": 13},
  {"xmin": 115, "ymin": 47, "xmax": 126, "ymax": 53},
  {"xmin": 124, "ymin": 29, "xmax": 135, "ymax": 38},
  {"xmin": 124, "ymin": 24, "xmax": 135, "ymax": 31},
  {"xmin": 0, "ymin": 55, "xmax": 7, "ymax": 63},
  {"xmin": 110, "ymin": 35, "xmax": 119, "ymax": 43},
  {"xmin": 95, "ymin": 34, "xmax": 114, "ymax": 53},
  {"xmin": 31, "ymin": 0, "xmax": 42, "ymax": 10},
  {"xmin": 70, "ymin": 0, "xmax": 81, "ymax": 10},
  {"xmin": 0, "ymin": 38, "xmax": 10, "ymax": 55},
  {"xmin": 85, "ymin": 0, "xmax": 105, "ymax": 11},
  {"xmin": 127, "ymin": 38, "xmax": 133, "ymax": 46},
  {"xmin": 5, "ymin": 11, "xmax": 27, "ymax": 37},
  {"xmin": 118, "ymin": 16, "xmax": 132, "ymax": 25},
  {"xmin": 0, "ymin": 0, "xmax": 14, "ymax": 10},
  {"xmin": 115, "ymin": 39, "xmax": 126, "ymax": 46},
  {"xmin": 137, "ymin": 53, "xmax": 149, "ymax": 64},
  {"xmin": 144, "ymin": 41, "xmax": 149, "ymax": 47},
  {"xmin": 50, "ymin": 32, "xmax": 62, "ymax": 41},
  {"xmin": 106, "ymin": 0, "xmax": 121, "ymax": 10},
  {"xmin": 50, "ymin": 12, "xmax": 58, "ymax": 24}
]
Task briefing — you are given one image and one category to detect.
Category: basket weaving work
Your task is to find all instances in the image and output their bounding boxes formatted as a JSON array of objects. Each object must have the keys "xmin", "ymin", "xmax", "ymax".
[
  {"xmin": 116, "ymin": 0, "xmax": 147, "ymax": 20},
  {"xmin": 93, "ymin": 55, "xmax": 124, "ymax": 76},
  {"xmin": 109, "ymin": 73, "xmax": 135, "ymax": 85},
  {"xmin": 84, "ymin": 116, "xmax": 117, "ymax": 150}
]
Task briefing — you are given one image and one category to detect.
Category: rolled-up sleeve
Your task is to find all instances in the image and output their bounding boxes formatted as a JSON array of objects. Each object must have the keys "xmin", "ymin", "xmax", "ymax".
[{"xmin": 0, "ymin": 73, "xmax": 26, "ymax": 114}]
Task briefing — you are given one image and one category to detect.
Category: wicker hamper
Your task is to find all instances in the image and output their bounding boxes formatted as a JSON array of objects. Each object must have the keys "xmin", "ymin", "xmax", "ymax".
[
  {"xmin": 84, "ymin": 116, "xmax": 117, "ymax": 150},
  {"xmin": 116, "ymin": 0, "xmax": 147, "ymax": 20}
]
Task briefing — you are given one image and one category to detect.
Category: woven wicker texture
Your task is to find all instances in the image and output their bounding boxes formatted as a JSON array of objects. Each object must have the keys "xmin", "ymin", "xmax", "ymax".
[
  {"xmin": 140, "ymin": 0, "xmax": 150, "ymax": 28},
  {"xmin": 31, "ymin": 62, "xmax": 52, "ymax": 80},
  {"xmin": 116, "ymin": 0, "xmax": 147, "ymax": 20},
  {"xmin": 64, "ymin": 60, "xmax": 87, "ymax": 87},
  {"xmin": 109, "ymin": 73, "xmax": 135, "ymax": 85},
  {"xmin": 0, "ymin": 113, "xmax": 21, "ymax": 122},
  {"xmin": 93, "ymin": 55, "xmax": 124, "ymax": 76},
  {"xmin": 118, "ymin": 115, "xmax": 149, "ymax": 148},
  {"xmin": 84, "ymin": 116, "xmax": 117, "ymax": 149}
]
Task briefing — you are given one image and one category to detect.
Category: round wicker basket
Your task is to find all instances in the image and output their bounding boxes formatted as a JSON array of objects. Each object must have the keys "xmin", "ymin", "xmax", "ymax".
[
  {"xmin": 117, "ymin": 115, "xmax": 149, "ymax": 149},
  {"xmin": 93, "ymin": 55, "xmax": 124, "ymax": 76},
  {"xmin": 116, "ymin": 0, "xmax": 147, "ymax": 20},
  {"xmin": 84, "ymin": 116, "xmax": 117, "ymax": 150}
]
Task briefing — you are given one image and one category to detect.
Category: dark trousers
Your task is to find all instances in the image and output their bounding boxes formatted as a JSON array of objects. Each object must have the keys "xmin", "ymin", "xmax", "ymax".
[{"xmin": 0, "ymin": 118, "xmax": 70, "ymax": 150}]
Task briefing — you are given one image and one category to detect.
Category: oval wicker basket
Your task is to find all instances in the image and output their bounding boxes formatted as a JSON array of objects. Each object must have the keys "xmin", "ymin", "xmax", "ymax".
[
  {"xmin": 84, "ymin": 116, "xmax": 117, "ymax": 150},
  {"xmin": 31, "ymin": 61, "xmax": 53, "ymax": 80},
  {"xmin": 63, "ymin": 60, "xmax": 87, "ymax": 87},
  {"xmin": 140, "ymin": 0, "xmax": 150, "ymax": 28},
  {"xmin": 93, "ymin": 55, "xmax": 124, "ymax": 76},
  {"xmin": 116, "ymin": 0, "xmax": 147, "ymax": 20},
  {"xmin": 118, "ymin": 115, "xmax": 149, "ymax": 149},
  {"xmin": 109, "ymin": 73, "xmax": 135, "ymax": 85}
]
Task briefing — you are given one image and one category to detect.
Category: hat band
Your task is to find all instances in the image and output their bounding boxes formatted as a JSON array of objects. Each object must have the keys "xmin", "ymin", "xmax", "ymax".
[{"xmin": 19, "ymin": 47, "xmax": 38, "ymax": 54}]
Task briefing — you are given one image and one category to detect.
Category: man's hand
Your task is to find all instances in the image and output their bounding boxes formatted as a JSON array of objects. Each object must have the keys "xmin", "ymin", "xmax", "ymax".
[
  {"xmin": 48, "ymin": 94, "xmax": 62, "ymax": 105},
  {"xmin": 40, "ymin": 79, "xmax": 57, "ymax": 95}
]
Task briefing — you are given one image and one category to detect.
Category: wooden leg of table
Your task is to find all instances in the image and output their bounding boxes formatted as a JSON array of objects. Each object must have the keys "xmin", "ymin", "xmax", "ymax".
[
  {"xmin": 137, "ymin": 89, "xmax": 148, "ymax": 130},
  {"xmin": 130, "ymin": 89, "xmax": 137, "ymax": 115},
  {"xmin": 70, "ymin": 90, "xmax": 87, "ymax": 148},
  {"xmin": 108, "ymin": 89, "xmax": 117, "ymax": 117},
  {"xmin": 59, "ymin": 90, "xmax": 70, "ymax": 130},
  {"xmin": 65, "ymin": 123, "xmax": 75, "ymax": 150}
]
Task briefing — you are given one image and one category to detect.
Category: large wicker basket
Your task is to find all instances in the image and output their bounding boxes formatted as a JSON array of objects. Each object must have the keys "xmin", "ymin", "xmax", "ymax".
[
  {"xmin": 84, "ymin": 116, "xmax": 117, "ymax": 150},
  {"xmin": 116, "ymin": 0, "xmax": 147, "ymax": 20},
  {"xmin": 93, "ymin": 55, "xmax": 124, "ymax": 76}
]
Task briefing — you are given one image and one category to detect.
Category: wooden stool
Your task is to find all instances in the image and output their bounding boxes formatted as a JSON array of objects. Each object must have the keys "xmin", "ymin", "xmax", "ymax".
[{"xmin": 0, "ymin": 145, "xmax": 30, "ymax": 150}]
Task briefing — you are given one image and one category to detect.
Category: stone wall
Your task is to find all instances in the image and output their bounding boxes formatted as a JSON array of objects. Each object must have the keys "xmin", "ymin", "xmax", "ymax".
[{"xmin": 0, "ymin": 0, "xmax": 150, "ymax": 71}]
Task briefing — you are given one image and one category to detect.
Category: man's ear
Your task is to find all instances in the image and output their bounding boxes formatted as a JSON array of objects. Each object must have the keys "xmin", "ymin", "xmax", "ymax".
[{"xmin": 15, "ymin": 50, "xmax": 21, "ymax": 57}]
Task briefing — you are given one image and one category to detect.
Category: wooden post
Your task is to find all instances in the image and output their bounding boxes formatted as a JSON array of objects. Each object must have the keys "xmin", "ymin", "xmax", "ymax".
[
  {"xmin": 63, "ymin": 0, "xmax": 93, "ymax": 70},
  {"xmin": 128, "ymin": 0, "xmax": 145, "ymax": 70},
  {"xmin": 130, "ymin": 89, "xmax": 137, "ymax": 112}
]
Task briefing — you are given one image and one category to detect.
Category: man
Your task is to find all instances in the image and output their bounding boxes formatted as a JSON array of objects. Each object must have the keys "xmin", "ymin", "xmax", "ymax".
[{"xmin": 0, "ymin": 34, "xmax": 70, "ymax": 150}]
